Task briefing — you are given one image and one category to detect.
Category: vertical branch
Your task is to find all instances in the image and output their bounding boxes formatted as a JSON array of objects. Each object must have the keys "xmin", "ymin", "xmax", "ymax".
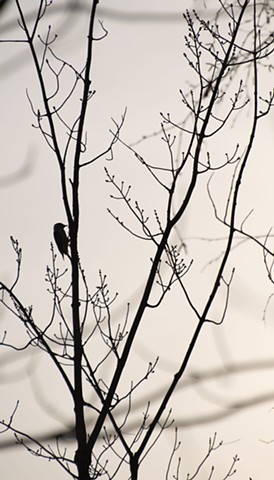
[
  {"xmin": 72, "ymin": 0, "xmax": 98, "ymax": 220},
  {"xmin": 16, "ymin": 1, "xmax": 100, "ymax": 478},
  {"xmin": 15, "ymin": 0, "xmax": 72, "ymax": 225},
  {"xmin": 71, "ymin": 2, "xmax": 99, "ymax": 478}
]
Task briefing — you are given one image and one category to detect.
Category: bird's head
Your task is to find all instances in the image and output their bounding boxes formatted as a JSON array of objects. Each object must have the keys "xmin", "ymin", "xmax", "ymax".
[{"xmin": 54, "ymin": 223, "xmax": 67, "ymax": 232}]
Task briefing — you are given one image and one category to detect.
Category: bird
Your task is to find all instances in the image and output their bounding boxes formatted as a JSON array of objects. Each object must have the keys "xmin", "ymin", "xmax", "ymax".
[{"xmin": 53, "ymin": 223, "xmax": 69, "ymax": 259}]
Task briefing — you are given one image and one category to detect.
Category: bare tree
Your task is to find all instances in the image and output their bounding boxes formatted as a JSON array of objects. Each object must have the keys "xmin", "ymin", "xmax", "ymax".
[{"xmin": 1, "ymin": 1, "xmax": 274, "ymax": 479}]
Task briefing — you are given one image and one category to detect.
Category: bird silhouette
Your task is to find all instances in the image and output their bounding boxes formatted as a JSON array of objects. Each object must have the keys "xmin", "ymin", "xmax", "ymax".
[{"xmin": 53, "ymin": 223, "xmax": 69, "ymax": 259}]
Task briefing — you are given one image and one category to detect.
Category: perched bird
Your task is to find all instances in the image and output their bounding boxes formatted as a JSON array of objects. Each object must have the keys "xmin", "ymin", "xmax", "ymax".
[{"xmin": 53, "ymin": 223, "xmax": 69, "ymax": 259}]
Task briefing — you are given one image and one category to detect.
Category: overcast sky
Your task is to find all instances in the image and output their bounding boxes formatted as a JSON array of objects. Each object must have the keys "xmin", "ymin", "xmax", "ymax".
[{"xmin": 1, "ymin": 2, "xmax": 274, "ymax": 479}]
